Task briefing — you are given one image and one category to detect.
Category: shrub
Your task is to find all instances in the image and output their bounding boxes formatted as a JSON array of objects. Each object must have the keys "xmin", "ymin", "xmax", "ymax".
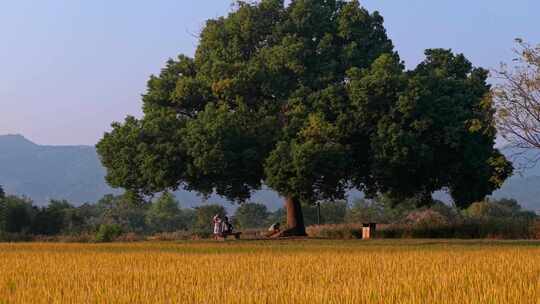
[
  {"xmin": 406, "ymin": 209, "xmax": 450, "ymax": 226},
  {"xmin": 95, "ymin": 224, "xmax": 123, "ymax": 242},
  {"xmin": 404, "ymin": 209, "xmax": 455, "ymax": 238},
  {"xmin": 375, "ymin": 216, "xmax": 536, "ymax": 240},
  {"xmin": 307, "ymin": 224, "xmax": 362, "ymax": 239}
]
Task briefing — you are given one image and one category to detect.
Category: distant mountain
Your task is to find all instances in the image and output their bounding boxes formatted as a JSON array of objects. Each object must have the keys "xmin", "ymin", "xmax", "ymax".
[
  {"xmin": 0, "ymin": 134, "xmax": 538, "ymax": 212},
  {"xmin": 0, "ymin": 134, "xmax": 282, "ymax": 209},
  {"xmin": 0, "ymin": 134, "xmax": 115, "ymax": 205},
  {"xmin": 492, "ymin": 176, "xmax": 540, "ymax": 212}
]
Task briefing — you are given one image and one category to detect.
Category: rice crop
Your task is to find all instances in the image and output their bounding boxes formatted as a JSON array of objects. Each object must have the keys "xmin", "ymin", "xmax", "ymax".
[{"xmin": 0, "ymin": 240, "xmax": 538, "ymax": 304}]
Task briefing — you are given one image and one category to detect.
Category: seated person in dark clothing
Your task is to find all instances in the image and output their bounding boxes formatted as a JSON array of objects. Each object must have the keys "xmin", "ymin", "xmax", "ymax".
[
  {"xmin": 220, "ymin": 216, "xmax": 241, "ymax": 239},
  {"xmin": 221, "ymin": 216, "xmax": 234, "ymax": 234}
]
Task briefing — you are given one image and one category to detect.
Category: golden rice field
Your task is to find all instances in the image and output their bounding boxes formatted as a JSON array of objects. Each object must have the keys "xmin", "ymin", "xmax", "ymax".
[{"xmin": 0, "ymin": 240, "xmax": 538, "ymax": 304}]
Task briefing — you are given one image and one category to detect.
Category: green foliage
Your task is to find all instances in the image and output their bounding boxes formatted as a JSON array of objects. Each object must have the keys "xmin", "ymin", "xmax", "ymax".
[
  {"xmin": 95, "ymin": 224, "xmax": 123, "ymax": 242},
  {"xmin": 345, "ymin": 197, "xmax": 417, "ymax": 224},
  {"xmin": 466, "ymin": 201, "xmax": 512, "ymax": 218},
  {"xmin": 96, "ymin": 0, "xmax": 394, "ymax": 207},
  {"xmin": 96, "ymin": 0, "xmax": 510, "ymax": 223},
  {"xmin": 145, "ymin": 192, "xmax": 185, "ymax": 233},
  {"xmin": 353, "ymin": 50, "xmax": 513, "ymax": 207},
  {"xmin": 465, "ymin": 198, "xmax": 536, "ymax": 219},
  {"xmin": 234, "ymin": 203, "xmax": 270, "ymax": 229},
  {"xmin": 31, "ymin": 200, "xmax": 73, "ymax": 235},
  {"xmin": 62, "ymin": 203, "xmax": 101, "ymax": 234},
  {"xmin": 178, "ymin": 208, "xmax": 197, "ymax": 231},
  {"xmin": 0, "ymin": 186, "xmax": 537, "ymax": 240},
  {"xmin": 182, "ymin": 103, "xmax": 278, "ymax": 201},
  {"xmin": 96, "ymin": 193, "xmax": 148, "ymax": 233},
  {"xmin": 302, "ymin": 201, "xmax": 348, "ymax": 225},
  {"xmin": 2, "ymin": 195, "xmax": 34, "ymax": 234},
  {"xmin": 266, "ymin": 207, "xmax": 287, "ymax": 227},
  {"xmin": 193, "ymin": 204, "xmax": 226, "ymax": 232},
  {"xmin": 377, "ymin": 198, "xmax": 537, "ymax": 239}
]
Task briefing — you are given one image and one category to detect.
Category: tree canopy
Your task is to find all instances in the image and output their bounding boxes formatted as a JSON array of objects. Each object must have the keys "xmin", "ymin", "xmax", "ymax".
[{"xmin": 97, "ymin": 0, "xmax": 511, "ymax": 235}]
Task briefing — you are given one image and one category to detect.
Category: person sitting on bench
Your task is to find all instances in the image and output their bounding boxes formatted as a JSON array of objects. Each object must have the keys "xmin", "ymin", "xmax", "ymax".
[
  {"xmin": 219, "ymin": 217, "xmax": 241, "ymax": 239},
  {"xmin": 222, "ymin": 216, "xmax": 233, "ymax": 234}
]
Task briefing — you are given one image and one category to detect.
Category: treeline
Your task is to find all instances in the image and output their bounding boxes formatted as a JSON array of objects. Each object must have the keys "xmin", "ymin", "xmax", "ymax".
[
  {"xmin": 0, "ymin": 185, "xmax": 538, "ymax": 241},
  {"xmin": 0, "ymin": 189, "xmax": 283, "ymax": 241},
  {"xmin": 308, "ymin": 197, "xmax": 539, "ymax": 239}
]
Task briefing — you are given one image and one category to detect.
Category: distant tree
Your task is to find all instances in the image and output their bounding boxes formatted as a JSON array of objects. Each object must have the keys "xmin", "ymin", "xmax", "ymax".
[
  {"xmin": 96, "ymin": 193, "xmax": 147, "ymax": 233},
  {"xmin": 64, "ymin": 203, "xmax": 100, "ymax": 234},
  {"xmin": 465, "ymin": 198, "xmax": 536, "ymax": 219},
  {"xmin": 234, "ymin": 203, "xmax": 270, "ymax": 229},
  {"xmin": 31, "ymin": 200, "xmax": 73, "ymax": 235},
  {"xmin": 466, "ymin": 200, "xmax": 511, "ymax": 218},
  {"xmin": 0, "ymin": 186, "xmax": 6, "ymax": 231},
  {"xmin": 266, "ymin": 208, "xmax": 287, "ymax": 228},
  {"xmin": 492, "ymin": 198, "xmax": 521, "ymax": 213},
  {"xmin": 145, "ymin": 192, "xmax": 184, "ymax": 232},
  {"xmin": 494, "ymin": 39, "xmax": 540, "ymax": 166},
  {"xmin": 97, "ymin": 0, "xmax": 511, "ymax": 236},
  {"xmin": 345, "ymin": 196, "xmax": 420, "ymax": 224},
  {"xmin": 303, "ymin": 201, "xmax": 347, "ymax": 225},
  {"xmin": 178, "ymin": 208, "xmax": 197, "ymax": 231},
  {"xmin": 345, "ymin": 198, "xmax": 393, "ymax": 224},
  {"xmin": 3, "ymin": 195, "xmax": 34, "ymax": 233},
  {"xmin": 488, "ymin": 198, "xmax": 536, "ymax": 219},
  {"xmin": 193, "ymin": 204, "xmax": 226, "ymax": 232},
  {"xmin": 0, "ymin": 186, "xmax": 7, "ymax": 232}
]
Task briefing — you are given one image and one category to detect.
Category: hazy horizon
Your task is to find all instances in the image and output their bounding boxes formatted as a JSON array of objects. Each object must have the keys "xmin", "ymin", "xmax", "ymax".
[{"xmin": 2, "ymin": 0, "xmax": 539, "ymax": 146}]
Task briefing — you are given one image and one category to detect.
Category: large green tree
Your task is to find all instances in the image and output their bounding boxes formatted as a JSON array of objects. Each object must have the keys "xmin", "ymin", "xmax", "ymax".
[{"xmin": 97, "ymin": 0, "xmax": 511, "ymax": 236}]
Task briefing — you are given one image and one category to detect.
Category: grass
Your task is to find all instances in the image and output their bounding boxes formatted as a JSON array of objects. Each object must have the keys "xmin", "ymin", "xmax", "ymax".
[{"xmin": 0, "ymin": 240, "xmax": 538, "ymax": 303}]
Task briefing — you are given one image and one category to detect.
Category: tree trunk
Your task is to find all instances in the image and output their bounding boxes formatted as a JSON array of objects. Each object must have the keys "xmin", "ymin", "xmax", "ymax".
[{"xmin": 281, "ymin": 195, "xmax": 307, "ymax": 237}]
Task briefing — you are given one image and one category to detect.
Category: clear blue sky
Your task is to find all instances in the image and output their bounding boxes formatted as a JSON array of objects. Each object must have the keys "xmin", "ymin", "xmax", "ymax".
[{"xmin": 1, "ymin": 0, "xmax": 539, "ymax": 145}]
